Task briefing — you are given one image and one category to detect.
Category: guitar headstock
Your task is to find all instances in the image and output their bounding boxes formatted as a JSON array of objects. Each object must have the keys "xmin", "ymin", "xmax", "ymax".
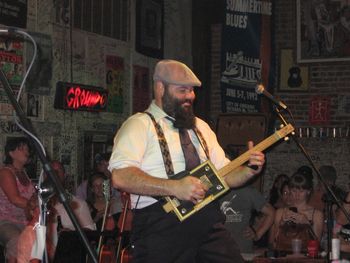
[
  {"xmin": 102, "ymin": 179, "xmax": 111, "ymax": 202},
  {"xmin": 276, "ymin": 124, "xmax": 295, "ymax": 140}
]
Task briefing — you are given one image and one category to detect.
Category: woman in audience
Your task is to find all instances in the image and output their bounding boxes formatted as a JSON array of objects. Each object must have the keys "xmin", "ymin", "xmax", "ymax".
[
  {"xmin": 269, "ymin": 172, "xmax": 324, "ymax": 252},
  {"xmin": 269, "ymin": 173, "xmax": 289, "ymax": 208},
  {"xmin": 87, "ymin": 173, "xmax": 122, "ymax": 232},
  {"xmin": 0, "ymin": 137, "xmax": 36, "ymax": 263},
  {"xmin": 274, "ymin": 180, "xmax": 292, "ymax": 209}
]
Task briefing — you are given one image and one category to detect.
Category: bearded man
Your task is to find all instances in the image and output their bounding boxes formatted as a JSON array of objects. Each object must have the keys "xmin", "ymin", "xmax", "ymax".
[{"xmin": 108, "ymin": 59, "xmax": 265, "ymax": 263}]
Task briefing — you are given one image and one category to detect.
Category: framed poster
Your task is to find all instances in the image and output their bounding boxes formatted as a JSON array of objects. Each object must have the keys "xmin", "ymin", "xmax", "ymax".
[
  {"xmin": 135, "ymin": 0, "xmax": 164, "ymax": 58},
  {"xmin": 0, "ymin": 0, "xmax": 27, "ymax": 28},
  {"xmin": 309, "ymin": 96, "xmax": 330, "ymax": 124},
  {"xmin": 279, "ymin": 49, "xmax": 309, "ymax": 92},
  {"xmin": 297, "ymin": 0, "xmax": 350, "ymax": 63}
]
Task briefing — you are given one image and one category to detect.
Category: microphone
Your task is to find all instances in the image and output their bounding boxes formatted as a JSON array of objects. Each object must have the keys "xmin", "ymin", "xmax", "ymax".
[{"xmin": 255, "ymin": 83, "xmax": 287, "ymax": 110}]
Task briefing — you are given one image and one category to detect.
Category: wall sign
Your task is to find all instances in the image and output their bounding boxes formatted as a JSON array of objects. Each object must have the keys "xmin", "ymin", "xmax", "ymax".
[
  {"xmin": 0, "ymin": 0, "xmax": 27, "ymax": 28},
  {"xmin": 309, "ymin": 96, "xmax": 330, "ymax": 125},
  {"xmin": 220, "ymin": 0, "xmax": 273, "ymax": 113},
  {"xmin": 54, "ymin": 81, "xmax": 108, "ymax": 112}
]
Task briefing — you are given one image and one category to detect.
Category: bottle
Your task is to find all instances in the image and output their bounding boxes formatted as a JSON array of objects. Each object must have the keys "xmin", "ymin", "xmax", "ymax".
[
  {"xmin": 332, "ymin": 222, "xmax": 342, "ymax": 261},
  {"xmin": 332, "ymin": 238, "xmax": 340, "ymax": 261}
]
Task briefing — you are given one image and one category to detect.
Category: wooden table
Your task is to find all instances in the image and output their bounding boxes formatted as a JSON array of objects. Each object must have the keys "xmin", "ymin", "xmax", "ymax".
[{"xmin": 252, "ymin": 256, "xmax": 326, "ymax": 263}]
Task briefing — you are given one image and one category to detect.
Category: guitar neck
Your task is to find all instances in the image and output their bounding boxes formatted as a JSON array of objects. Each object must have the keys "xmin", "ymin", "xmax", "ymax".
[
  {"xmin": 97, "ymin": 199, "xmax": 110, "ymax": 255},
  {"xmin": 217, "ymin": 124, "xmax": 293, "ymax": 178}
]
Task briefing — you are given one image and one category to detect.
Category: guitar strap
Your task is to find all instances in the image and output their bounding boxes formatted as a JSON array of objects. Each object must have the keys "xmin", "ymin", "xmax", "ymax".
[{"xmin": 144, "ymin": 112, "xmax": 210, "ymax": 178}]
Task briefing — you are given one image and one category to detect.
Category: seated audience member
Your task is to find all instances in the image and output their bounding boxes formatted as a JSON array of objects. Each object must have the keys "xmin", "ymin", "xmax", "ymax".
[
  {"xmin": 0, "ymin": 137, "xmax": 37, "ymax": 263},
  {"xmin": 297, "ymin": 165, "xmax": 314, "ymax": 183},
  {"xmin": 220, "ymin": 185, "xmax": 275, "ymax": 253},
  {"xmin": 86, "ymin": 173, "xmax": 122, "ymax": 232},
  {"xmin": 16, "ymin": 160, "xmax": 96, "ymax": 262},
  {"xmin": 17, "ymin": 207, "xmax": 45, "ymax": 263},
  {"xmin": 269, "ymin": 172, "xmax": 324, "ymax": 252},
  {"xmin": 76, "ymin": 152, "xmax": 111, "ymax": 201},
  {"xmin": 269, "ymin": 174, "xmax": 289, "ymax": 208},
  {"xmin": 50, "ymin": 161, "xmax": 96, "ymax": 259},
  {"xmin": 276, "ymin": 180, "xmax": 292, "ymax": 209}
]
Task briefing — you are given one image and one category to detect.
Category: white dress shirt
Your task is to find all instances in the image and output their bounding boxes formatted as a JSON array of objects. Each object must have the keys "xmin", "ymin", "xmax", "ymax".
[{"xmin": 109, "ymin": 101, "xmax": 229, "ymax": 209}]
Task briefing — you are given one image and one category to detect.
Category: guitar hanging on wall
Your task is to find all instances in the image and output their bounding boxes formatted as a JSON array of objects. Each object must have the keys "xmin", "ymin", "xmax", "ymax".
[
  {"xmin": 287, "ymin": 66, "xmax": 302, "ymax": 88},
  {"xmin": 162, "ymin": 124, "xmax": 295, "ymax": 222}
]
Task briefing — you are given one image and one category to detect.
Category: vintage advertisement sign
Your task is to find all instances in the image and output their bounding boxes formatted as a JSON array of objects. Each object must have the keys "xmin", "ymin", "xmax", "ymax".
[{"xmin": 221, "ymin": 1, "xmax": 273, "ymax": 113}]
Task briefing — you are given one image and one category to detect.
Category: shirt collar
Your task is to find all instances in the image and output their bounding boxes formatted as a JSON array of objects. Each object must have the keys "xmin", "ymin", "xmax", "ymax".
[{"xmin": 147, "ymin": 100, "xmax": 175, "ymax": 123}]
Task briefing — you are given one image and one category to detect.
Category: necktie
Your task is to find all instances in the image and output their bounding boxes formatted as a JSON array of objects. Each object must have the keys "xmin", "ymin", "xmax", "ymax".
[{"xmin": 179, "ymin": 129, "xmax": 200, "ymax": 171}]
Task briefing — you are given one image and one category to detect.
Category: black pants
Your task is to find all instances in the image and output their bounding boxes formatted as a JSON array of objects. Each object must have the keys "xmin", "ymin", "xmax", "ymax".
[{"xmin": 130, "ymin": 201, "xmax": 243, "ymax": 263}]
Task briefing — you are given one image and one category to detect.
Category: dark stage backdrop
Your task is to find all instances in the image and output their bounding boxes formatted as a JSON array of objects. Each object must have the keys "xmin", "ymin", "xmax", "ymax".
[{"xmin": 220, "ymin": 1, "xmax": 273, "ymax": 113}]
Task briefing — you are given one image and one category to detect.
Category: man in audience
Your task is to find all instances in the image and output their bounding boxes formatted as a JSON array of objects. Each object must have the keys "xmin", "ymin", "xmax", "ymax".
[
  {"xmin": 76, "ymin": 152, "xmax": 111, "ymax": 200},
  {"xmin": 220, "ymin": 184, "xmax": 275, "ymax": 254}
]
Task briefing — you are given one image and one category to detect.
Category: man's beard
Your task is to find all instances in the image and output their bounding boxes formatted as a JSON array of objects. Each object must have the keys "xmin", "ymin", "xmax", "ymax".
[{"xmin": 162, "ymin": 88, "xmax": 196, "ymax": 129}]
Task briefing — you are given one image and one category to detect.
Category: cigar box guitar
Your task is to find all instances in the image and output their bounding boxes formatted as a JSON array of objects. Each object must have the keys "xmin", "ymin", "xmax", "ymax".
[{"xmin": 162, "ymin": 124, "xmax": 295, "ymax": 221}]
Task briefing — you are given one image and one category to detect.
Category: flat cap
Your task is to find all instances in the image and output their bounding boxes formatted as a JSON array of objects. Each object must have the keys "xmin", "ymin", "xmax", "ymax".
[{"xmin": 153, "ymin": 59, "xmax": 201, "ymax": 87}]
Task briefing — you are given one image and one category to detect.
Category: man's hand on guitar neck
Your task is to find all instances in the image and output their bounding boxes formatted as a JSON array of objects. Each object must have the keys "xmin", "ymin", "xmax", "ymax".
[
  {"xmin": 246, "ymin": 141, "xmax": 265, "ymax": 176},
  {"xmin": 225, "ymin": 141, "xmax": 265, "ymax": 188}
]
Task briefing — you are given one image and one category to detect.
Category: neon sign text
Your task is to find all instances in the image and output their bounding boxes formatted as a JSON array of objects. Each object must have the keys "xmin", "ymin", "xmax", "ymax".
[
  {"xmin": 54, "ymin": 81, "xmax": 108, "ymax": 112},
  {"xmin": 66, "ymin": 86, "xmax": 107, "ymax": 109}
]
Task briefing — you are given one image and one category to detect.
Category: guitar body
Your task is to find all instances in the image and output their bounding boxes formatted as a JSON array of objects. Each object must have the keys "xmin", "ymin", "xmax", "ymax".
[
  {"xmin": 162, "ymin": 161, "xmax": 229, "ymax": 221},
  {"xmin": 120, "ymin": 248, "xmax": 132, "ymax": 263},
  {"xmin": 115, "ymin": 193, "xmax": 133, "ymax": 263},
  {"xmin": 98, "ymin": 244, "xmax": 115, "ymax": 263}
]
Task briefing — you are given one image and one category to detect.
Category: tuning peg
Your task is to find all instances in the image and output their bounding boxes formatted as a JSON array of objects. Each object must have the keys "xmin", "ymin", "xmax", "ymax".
[{"xmin": 284, "ymin": 137, "xmax": 289, "ymax": 141}]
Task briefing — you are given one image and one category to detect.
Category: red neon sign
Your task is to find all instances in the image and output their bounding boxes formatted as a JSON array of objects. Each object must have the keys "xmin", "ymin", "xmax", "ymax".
[
  {"xmin": 54, "ymin": 82, "xmax": 108, "ymax": 112},
  {"xmin": 66, "ymin": 86, "xmax": 107, "ymax": 109}
]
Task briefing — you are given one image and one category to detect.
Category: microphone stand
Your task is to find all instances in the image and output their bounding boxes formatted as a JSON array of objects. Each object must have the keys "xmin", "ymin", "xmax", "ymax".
[
  {"xmin": 274, "ymin": 106, "xmax": 350, "ymax": 263},
  {"xmin": 0, "ymin": 68, "xmax": 98, "ymax": 263}
]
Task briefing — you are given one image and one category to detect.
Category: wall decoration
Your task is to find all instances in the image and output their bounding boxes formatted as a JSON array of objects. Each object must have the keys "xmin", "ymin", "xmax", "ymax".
[
  {"xmin": 136, "ymin": 0, "xmax": 164, "ymax": 58},
  {"xmin": 0, "ymin": 119, "xmax": 22, "ymax": 133},
  {"xmin": 26, "ymin": 93, "xmax": 41, "ymax": 118},
  {"xmin": 279, "ymin": 49, "xmax": 309, "ymax": 92},
  {"xmin": 0, "ymin": 36, "xmax": 24, "ymax": 89},
  {"xmin": 220, "ymin": 0, "xmax": 273, "ymax": 113},
  {"xmin": 297, "ymin": 0, "xmax": 350, "ymax": 62},
  {"xmin": 105, "ymin": 55, "xmax": 124, "ymax": 113},
  {"xmin": 309, "ymin": 96, "xmax": 330, "ymax": 124},
  {"xmin": 54, "ymin": 81, "xmax": 108, "ymax": 112},
  {"xmin": 0, "ymin": 0, "xmax": 27, "ymax": 28},
  {"xmin": 25, "ymin": 32, "xmax": 53, "ymax": 95},
  {"xmin": 132, "ymin": 65, "xmax": 150, "ymax": 113}
]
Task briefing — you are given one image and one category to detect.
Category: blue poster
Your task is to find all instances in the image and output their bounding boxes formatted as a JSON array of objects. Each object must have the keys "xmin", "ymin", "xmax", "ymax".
[{"xmin": 221, "ymin": 1, "xmax": 273, "ymax": 112}]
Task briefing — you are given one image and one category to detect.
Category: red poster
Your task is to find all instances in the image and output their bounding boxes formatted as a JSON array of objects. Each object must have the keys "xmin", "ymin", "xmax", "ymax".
[
  {"xmin": 132, "ymin": 65, "xmax": 150, "ymax": 113},
  {"xmin": 309, "ymin": 96, "xmax": 330, "ymax": 124}
]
